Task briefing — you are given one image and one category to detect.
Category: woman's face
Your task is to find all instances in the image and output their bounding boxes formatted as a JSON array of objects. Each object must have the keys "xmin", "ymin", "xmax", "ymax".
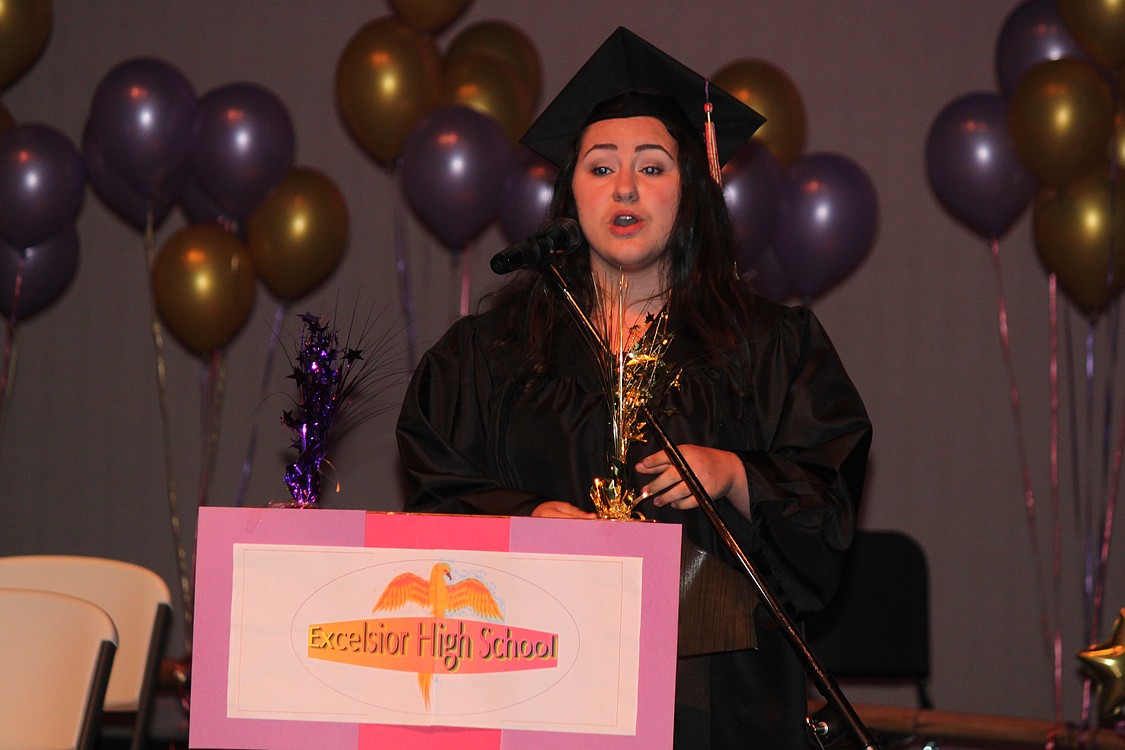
[{"xmin": 572, "ymin": 116, "xmax": 681, "ymax": 279}]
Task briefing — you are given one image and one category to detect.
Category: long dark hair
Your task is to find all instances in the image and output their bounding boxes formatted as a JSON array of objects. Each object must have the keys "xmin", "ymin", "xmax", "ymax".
[{"xmin": 486, "ymin": 115, "xmax": 758, "ymax": 378}]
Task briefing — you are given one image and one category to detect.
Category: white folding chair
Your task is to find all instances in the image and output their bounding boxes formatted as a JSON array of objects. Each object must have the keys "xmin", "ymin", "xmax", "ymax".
[
  {"xmin": 0, "ymin": 556, "xmax": 172, "ymax": 750},
  {"xmin": 0, "ymin": 587, "xmax": 118, "ymax": 750}
]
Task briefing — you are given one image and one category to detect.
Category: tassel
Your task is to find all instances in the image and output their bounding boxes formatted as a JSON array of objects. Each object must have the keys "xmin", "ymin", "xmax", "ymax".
[{"xmin": 704, "ymin": 81, "xmax": 723, "ymax": 186}]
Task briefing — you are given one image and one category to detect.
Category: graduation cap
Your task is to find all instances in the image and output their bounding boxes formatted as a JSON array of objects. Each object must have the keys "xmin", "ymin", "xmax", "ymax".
[{"xmin": 520, "ymin": 27, "xmax": 766, "ymax": 177}]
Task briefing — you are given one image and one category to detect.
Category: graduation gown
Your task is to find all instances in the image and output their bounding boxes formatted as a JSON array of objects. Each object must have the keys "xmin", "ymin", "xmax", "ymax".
[{"xmin": 396, "ymin": 291, "xmax": 872, "ymax": 750}]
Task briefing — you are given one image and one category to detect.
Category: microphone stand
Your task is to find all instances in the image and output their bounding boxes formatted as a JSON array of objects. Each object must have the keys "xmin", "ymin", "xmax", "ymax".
[{"xmin": 540, "ymin": 261, "xmax": 881, "ymax": 750}]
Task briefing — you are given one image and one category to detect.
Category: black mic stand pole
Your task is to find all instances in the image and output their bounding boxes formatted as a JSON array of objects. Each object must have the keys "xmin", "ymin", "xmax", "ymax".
[{"xmin": 540, "ymin": 261, "xmax": 881, "ymax": 750}]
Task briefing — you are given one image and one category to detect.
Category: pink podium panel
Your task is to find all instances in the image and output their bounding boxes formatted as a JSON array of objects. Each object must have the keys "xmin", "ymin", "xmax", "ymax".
[{"xmin": 190, "ymin": 507, "xmax": 682, "ymax": 750}]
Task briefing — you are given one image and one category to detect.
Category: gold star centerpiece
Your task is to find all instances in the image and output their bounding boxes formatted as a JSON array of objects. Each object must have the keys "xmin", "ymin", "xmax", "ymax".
[{"xmin": 1077, "ymin": 607, "xmax": 1125, "ymax": 724}]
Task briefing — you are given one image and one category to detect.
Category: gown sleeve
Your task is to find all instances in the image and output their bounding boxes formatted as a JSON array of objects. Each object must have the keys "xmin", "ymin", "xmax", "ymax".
[
  {"xmin": 724, "ymin": 304, "xmax": 871, "ymax": 618},
  {"xmin": 396, "ymin": 315, "xmax": 555, "ymax": 517}
]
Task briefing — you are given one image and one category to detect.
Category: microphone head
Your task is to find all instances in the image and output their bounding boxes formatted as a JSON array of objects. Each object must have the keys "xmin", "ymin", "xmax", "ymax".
[{"xmin": 545, "ymin": 218, "xmax": 583, "ymax": 253}]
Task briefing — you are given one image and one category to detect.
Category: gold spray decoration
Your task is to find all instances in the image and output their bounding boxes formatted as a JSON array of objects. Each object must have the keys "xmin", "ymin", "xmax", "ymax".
[
  {"xmin": 589, "ymin": 275, "xmax": 680, "ymax": 520},
  {"xmin": 1077, "ymin": 607, "xmax": 1125, "ymax": 724}
]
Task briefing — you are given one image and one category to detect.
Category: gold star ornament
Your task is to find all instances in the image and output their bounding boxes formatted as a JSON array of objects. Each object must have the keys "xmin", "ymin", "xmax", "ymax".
[{"xmin": 1077, "ymin": 607, "xmax": 1125, "ymax": 723}]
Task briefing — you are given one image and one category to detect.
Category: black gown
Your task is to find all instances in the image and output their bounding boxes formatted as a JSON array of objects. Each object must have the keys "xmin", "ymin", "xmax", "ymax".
[{"xmin": 396, "ymin": 289, "xmax": 872, "ymax": 750}]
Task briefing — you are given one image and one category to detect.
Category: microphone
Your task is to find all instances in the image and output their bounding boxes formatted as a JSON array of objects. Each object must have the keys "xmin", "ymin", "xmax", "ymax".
[{"xmin": 490, "ymin": 218, "xmax": 583, "ymax": 275}]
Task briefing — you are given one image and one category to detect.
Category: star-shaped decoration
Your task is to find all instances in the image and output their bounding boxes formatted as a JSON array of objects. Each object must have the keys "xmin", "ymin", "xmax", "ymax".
[{"xmin": 1077, "ymin": 607, "xmax": 1125, "ymax": 723}]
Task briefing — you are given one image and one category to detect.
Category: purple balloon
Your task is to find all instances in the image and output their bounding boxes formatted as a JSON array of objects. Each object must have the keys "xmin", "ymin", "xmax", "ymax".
[
  {"xmin": 83, "ymin": 124, "xmax": 177, "ymax": 230},
  {"xmin": 773, "ymin": 152, "xmax": 878, "ymax": 300},
  {"xmin": 189, "ymin": 82, "xmax": 294, "ymax": 217},
  {"xmin": 996, "ymin": 0, "xmax": 1089, "ymax": 96},
  {"xmin": 0, "ymin": 124, "xmax": 85, "ymax": 249},
  {"xmin": 926, "ymin": 92, "xmax": 1036, "ymax": 240},
  {"xmin": 86, "ymin": 57, "xmax": 196, "ymax": 199},
  {"xmin": 722, "ymin": 140, "xmax": 783, "ymax": 270},
  {"xmin": 179, "ymin": 175, "xmax": 239, "ymax": 232},
  {"xmin": 499, "ymin": 147, "xmax": 557, "ymax": 245},
  {"xmin": 401, "ymin": 105, "xmax": 513, "ymax": 249},
  {"xmin": 0, "ymin": 225, "xmax": 79, "ymax": 319}
]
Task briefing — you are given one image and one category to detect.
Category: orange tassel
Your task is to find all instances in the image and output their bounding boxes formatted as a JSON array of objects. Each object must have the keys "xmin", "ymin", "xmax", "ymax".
[{"xmin": 704, "ymin": 94, "xmax": 722, "ymax": 186}]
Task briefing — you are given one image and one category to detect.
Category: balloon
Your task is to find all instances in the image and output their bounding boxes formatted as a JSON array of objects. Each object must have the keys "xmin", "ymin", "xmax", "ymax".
[
  {"xmin": 499, "ymin": 147, "xmax": 557, "ymax": 245},
  {"xmin": 179, "ymin": 175, "xmax": 236, "ymax": 229},
  {"xmin": 712, "ymin": 59, "xmax": 806, "ymax": 167},
  {"xmin": 0, "ymin": 0, "xmax": 51, "ymax": 91},
  {"xmin": 995, "ymin": 0, "xmax": 1090, "ymax": 96},
  {"xmin": 0, "ymin": 225, "xmax": 78, "ymax": 319},
  {"xmin": 0, "ymin": 103, "xmax": 13, "ymax": 134},
  {"xmin": 772, "ymin": 153, "xmax": 879, "ymax": 299},
  {"xmin": 440, "ymin": 53, "xmax": 534, "ymax": 145},
  {"xmin": 0, "ymin": 124, "xmax": 84, "ymax": 249},
  {"xmin": 445, "ymin": 21, "xmax": 542, "ymax": 109},
  {"xmin": 83, "ymin": 124, "xmax": 177, "ymax": 231},
  {"xmin": 247, "ymin": 167, "xmax": 348, "ymax": 301},
  {"xmin": 189, "ymin": 82, "xmax": 295, "ymax": 218},
  {"xmin": 388, "ymin": 0, "xmax": 470, "ymax": 34},
  {"xmin": 1113, "ymin": 100, "xmax": 1125, "ymax": 170},
  {"xmin": 401, "ymin": 105, "xmax": 512, "ymax": 249},
  {"xmin": 1033, "ymin": 168, "xmax": 1125, "ymax": 317},
  {"xmin": 722, "ymin": 140, "xmax": 783, "ymax": 269},
  {"xmin": 745, "ymin": 247, "xmax": 793, "ymax": 304},
  {"xmin": 86, "ymin": 57, "xmax": 195, "ymax": 200},
  {"xmin": 925, "ymin": 92, "xmax": 1037, "ymax": 240},
  {"xmin": 1058, "ymin": 0, "xmax": 1125, "ymax": 70},
  {"xmin": 152, "ymin": 224, "xmax": 256, "ymax": 355},
  {"xmin": 1009, "ymin": 58, "xmax": 1115, "ymax": 187},
  {"xmin": 336, "ymin": 17, "xmax": 441, "ymax": 167}
]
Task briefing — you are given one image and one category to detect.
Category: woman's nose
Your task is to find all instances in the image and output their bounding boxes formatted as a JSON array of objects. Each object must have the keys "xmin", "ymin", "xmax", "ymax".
[{"xmin": 613, "ymin": 171, "xmax": 638, "ymax": 203}]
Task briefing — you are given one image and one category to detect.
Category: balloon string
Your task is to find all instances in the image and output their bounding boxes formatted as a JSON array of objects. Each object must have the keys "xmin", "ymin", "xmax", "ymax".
[
  {"xmin": 990, "ymin": 239, "xmax": 1057, "ymax": 714},
  {"xmin": 393, "ymin": 162, "xmax": 417, "ymax": 369},
  {"xmin": 460, "ymin": 243, "xmax": 473, "ymax": 318},
  {"xmin": 1049, "ymin": 274, "xmax": 1064, "ymax": 722},
  {"xmin": 0, "ymin": 254, "xmax": 25, "ymax": 414},
  {"xmin": 233, "ymin": 300, "xmax": 287, "ymax": 507},
  {"xmin": 143, "ymin": 208, "xmax": 190, "ymax": 654}
]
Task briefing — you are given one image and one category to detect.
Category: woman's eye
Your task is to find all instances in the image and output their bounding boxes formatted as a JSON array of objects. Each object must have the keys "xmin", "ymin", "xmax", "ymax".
[
  {"xmin": 590, "ymin": 165, "xmax": 612, "ymax": 176},
  {"xmin": 640, "ymin": 165, "xmax": 663, "ymax": 175}
]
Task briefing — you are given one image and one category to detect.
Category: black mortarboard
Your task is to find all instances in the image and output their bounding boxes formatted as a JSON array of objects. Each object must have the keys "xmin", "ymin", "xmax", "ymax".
[{"xmin": 519, "ymin": 27, "xmax": 765, "ymax": 170}]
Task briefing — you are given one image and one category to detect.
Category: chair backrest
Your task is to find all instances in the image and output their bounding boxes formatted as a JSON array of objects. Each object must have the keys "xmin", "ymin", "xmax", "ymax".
[
  {"xmin": 0, "ymin": 555, "xmax": 172, "ymax": 749},
  {"xmin": 804, "ymin": 529, "xmax": 933, "ymax": 708},
  {"xmin": 0, "ymin": 587, "xmax": 118, "ymax": 750}
]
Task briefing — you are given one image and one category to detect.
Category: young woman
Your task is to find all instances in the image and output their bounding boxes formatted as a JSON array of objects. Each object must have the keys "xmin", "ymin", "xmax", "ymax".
[{"xmin": 397, "ymin": 27, "xmax": 872, "ymax": 750}]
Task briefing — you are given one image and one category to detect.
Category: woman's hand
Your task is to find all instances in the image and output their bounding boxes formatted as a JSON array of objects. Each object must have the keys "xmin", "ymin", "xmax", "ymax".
[
  {"xmin": 532, "ymin": 501, "xmax": 598, "ymax": 519},
  {"xmin": 636, "ymin": 445, "xmax": 749, "ymax": 516}
]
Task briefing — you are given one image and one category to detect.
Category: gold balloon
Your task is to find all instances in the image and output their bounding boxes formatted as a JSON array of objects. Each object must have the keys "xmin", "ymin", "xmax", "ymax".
[
  {"xmin": 388, "ymin": 0, "xmax": 470, "ymax": 34},
  {"xmin": 0, "ymin": 0, "xmax": 51, "ymax": 91},
  {"xmin": 1112, "ymin": 100, "xmax": 1125, "ymax": 170},
  {"xmin": 1076, "ymin": 608, "xmax": 1125, "ymax": 723},
  {"xmin": 445, "ymin": 21, "xmax": 541, "ymax": 110},
  {"xmin": 1009, "ymin": 58, "xmax": 1115, "ymax": 187},
  {"xmin": 1058, "ymin": 0, "xmax": 1125, "ymax": 70},
  {"xmin": 712, "ymin": 59, "xmax": 806, "ymax": 167},
  {"xmin": 441, "ymin": 53, "xmax": 534, "ymax": 144},
  {"xmin": 1033, "ymin": 167, "xmax": 1125, "ymax": 317},
  {"xmin": 247, "ymin": 167, "xmax": 348, "ymax": 302},
  {"xmin": 152, "ymin": 224, "xmax": 257, "ymax": 356},
  {"xmin": 336, "ymin": 17, "xmax": 441, "ymax": 167}
]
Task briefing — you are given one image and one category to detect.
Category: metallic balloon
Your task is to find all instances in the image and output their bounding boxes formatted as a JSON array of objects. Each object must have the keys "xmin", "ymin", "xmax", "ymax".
[
  {"xmin": 247, "ymin": 167, "xmax": 348, "ymax": 301},
  {"xmin": 722, "ymin": 140, "xmax": 784, "ymax": 269},
  {"xmin": 925, "ymin": 92, "xmax": 1036, "ymax": 240},
  {"xmin": 499, "ymin": 147, "xmax": 557, "ymax": 246},
  {"xmin": 1033, "ymin": 167, "xmax": 1125, "ymax": 317},
  {"xmin": 0, "ymin": 124, "xmax": 85, "ymax": 249},
  {"xmin": 388, "ymin": 0, "xmax": 470, "ymax": 34},
  {"xmin": 152, "ymin": 224, "xmax": 256, "ymax": 355},
  {"xmin": 1058, "ymin": 0, "xmax": 1125, "ymax": 70},
  {"xmin": 0, "ymin": 0, "xmax": 50, "ymax": 91},
  {"xmin": 1009, "ymin": 58, "xmax": 1114, "ymax": 187},
  {"xmin": 336, "ymin": 17, "xmax": 441, "ymax": 168},
  {"xmin": 712, "ymin": 59, "xmax": 806, "ymax": 167},
  {"xmin": 0, "ymin": 225, "xmax": 79, "ymax": 319},
  {"xmin": 83, "ymin": 124, "xmax": 177, "ymax": 231},
  {"xmin": 86, "ymin": 57, "xmax": 195, "ymax": 199},
  {"xmin": 445, "ymin": 21, "xmax": 542, "ymax": 110},
  {"xmin": 995, "ymin": 0, "xmax": 1089, "ymax": 96},
  {"xmin": 440, "ymin": 53, "xmax": 534, "ymax": 145}
]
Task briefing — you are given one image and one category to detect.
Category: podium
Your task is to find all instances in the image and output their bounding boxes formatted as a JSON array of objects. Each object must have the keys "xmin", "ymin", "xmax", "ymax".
[{"xmin": 191, "ymin": 507, "xmax": 754, "ymax": 750}]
